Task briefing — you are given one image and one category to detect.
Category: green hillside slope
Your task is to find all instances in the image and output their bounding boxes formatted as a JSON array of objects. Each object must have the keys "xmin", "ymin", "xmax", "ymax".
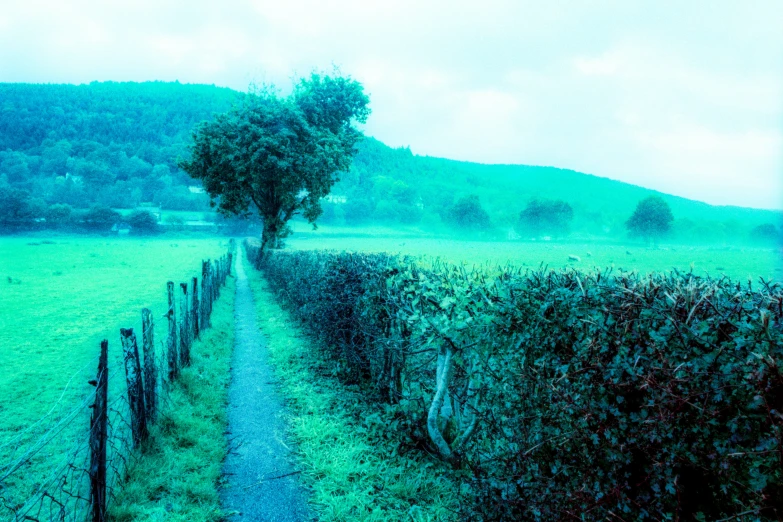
[
  {"xmin": 0, "ymin": 81, "xmax": 779, "ymax": 242},
  {"xmin": 340, "ymin": 138, "xmax": 782, "ymax": 242}
]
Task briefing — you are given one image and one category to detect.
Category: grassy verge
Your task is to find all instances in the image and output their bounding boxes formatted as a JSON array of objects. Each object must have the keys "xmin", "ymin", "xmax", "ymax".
[
  {"xmin": 108, "ymin": 274, "xmax": 236, "ymax": 522},
  {"xmin": 245, "ymin": 259, "xmax": 459, "ymax": 522}
]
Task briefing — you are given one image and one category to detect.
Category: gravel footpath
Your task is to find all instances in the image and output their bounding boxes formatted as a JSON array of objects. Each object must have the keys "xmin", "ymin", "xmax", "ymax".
[{"xmin": 221, "ymin": 255, "xmax": 313, "ymax": 521}]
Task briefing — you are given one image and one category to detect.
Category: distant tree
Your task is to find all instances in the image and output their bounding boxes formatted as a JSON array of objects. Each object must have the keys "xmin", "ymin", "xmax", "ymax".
[
  {"xmin": 126, "ymin": 210, "xmax": 160, "ymax": 235},
  {"xmin": 0, "ymin": 151, "xmax": 31, "ymax": 183},
  {"xmin": 517, "ymin": 198, "xmax": 574, "ymax": 236},
  {"xmin": 626, "ymin": 196, "xmax": 674, "ymax": 243},
  {"xmin": 444, "ymin": 195, "xmax": 492, "ymax": 231},
  {"xmin": 179, "ymin": 72, "xmax": 370, "ymax": 253},
  {"xmin": 164, "ymin": 214, "xmax": 185, "ymax": 231},
  {"xmin": 46, "ymin": 203, "xmax": 73, "ymax": 228},
  {"xmin": 40, "ymin": 140, "xmax": 72, "ymax": 176},
  {"xmin": 750, "ymin": 223, "xmax": 781, "ymax": 243},
  {"xmin": 81, "ymin": 205, "xmax": 121, "ymax": 232},
  {"xmin": 0, "ymin": 186, "xmax": 42, "ymax": 229},
  {"xmin": 68, "ymin": 158, "xmax": 114, "ymax": 187}
]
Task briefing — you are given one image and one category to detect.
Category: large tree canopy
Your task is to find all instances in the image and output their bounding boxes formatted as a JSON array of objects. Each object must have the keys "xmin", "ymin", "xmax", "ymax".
[
  {"xmin": 179, "ymin": 73, "xmax": 370, "ymax": 250},
  {"xmin": 517, "ymin": 198, "xmax": 574, "ymax": 237},
  {"xmin": 626, "ymin": 196, "xmax": 674, "ymax": 242}
]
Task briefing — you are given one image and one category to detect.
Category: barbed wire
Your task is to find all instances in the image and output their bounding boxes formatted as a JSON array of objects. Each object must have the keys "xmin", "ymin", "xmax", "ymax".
[{"xmin": 0, "ymin": 250, "xmax": 233, "ymax": 521}]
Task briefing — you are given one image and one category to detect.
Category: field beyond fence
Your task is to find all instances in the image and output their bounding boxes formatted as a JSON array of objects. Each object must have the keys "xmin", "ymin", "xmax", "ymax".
[
  {"xmin": 0, "ymin": 241, "xmax": 234, "ymax": 521},
  {"xmin": 247, "ymin": 240, "xmax": 782, "ymax": 520}
]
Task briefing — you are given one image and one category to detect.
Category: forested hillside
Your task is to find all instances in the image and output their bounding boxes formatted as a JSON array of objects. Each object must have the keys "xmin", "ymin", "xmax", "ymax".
[
  {"xmin": 331, "ymin": 138, "xmax": 782, "ymax": 241},
  {"xmin": 1, "ymin": 81, "xmax": 779, "ymax": 242},
  {"xmin": 0, "ymin": 82, "xmax": 238, "ymax": 215}
]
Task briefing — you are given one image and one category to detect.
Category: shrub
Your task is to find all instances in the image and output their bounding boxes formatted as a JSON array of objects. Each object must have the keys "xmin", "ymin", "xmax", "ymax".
[
  {"xmin": 46, "ymin": 203, "xmax": 73, "ymax": 228},
  {"xmin": 246, "ymin": 241, "xmax": 783, "ymax": 520},
  {"xmin": 80, "ymin": 205, "xmax": 121, "ymax": 231},
  {"xmin": 126, "ymin": 210, "xmax": 160, "ymax": 235}
]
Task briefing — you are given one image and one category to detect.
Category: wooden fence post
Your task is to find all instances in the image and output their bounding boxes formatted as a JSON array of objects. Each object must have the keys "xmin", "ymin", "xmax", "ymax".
[
  {"xmin": 89, "ymin": 340, "xmax": 108, "ymax": 522},
  {"xmin": 179, "ymin": 283, "xmax": 190, "ymax": 367},
  {"xmin": 213, "ymin": 259, "xmax": 220, "ymax": 301},
  {"xmin": 120, "ymin": 328, "xmax": 148, "ymax": 447},
  {"xmin": 166, "ymin": 281, "xmax": 178, "ymax": 382},
  {"xmin": 141, "ymin": 308, "xmax": 157, "ymax": 423},
  {"xmin": 191, "ymin": 277, "xmax": 199, "ymax": 340},
  {"xmin": 201, "ymin": 261, "xmax": 211, "ymax": 329}
]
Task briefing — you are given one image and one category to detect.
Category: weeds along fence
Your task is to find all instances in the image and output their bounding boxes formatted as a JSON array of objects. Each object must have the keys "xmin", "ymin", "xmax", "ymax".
[
  {"xmin": 0, "ymin": 240, "xmax": 235, "ymax": 522},
  {"xmin": 246, "ymin": 241, "xmax": 783, "ymax": 521}
]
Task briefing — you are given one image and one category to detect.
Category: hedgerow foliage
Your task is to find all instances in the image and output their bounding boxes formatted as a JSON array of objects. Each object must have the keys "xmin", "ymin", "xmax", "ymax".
[{"xmin": 246, "ymin": 241, "xmax": 782, "ymax": 520}]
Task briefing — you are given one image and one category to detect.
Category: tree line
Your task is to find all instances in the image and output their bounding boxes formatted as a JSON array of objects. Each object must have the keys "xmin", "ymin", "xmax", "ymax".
[{"xmin": 1, "ymin": 81, "xmax": 779, "ymax": 243}]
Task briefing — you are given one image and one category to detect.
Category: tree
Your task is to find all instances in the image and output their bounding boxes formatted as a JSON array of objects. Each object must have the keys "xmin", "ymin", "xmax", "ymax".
[
  {"xmin": 443, "ymin": 195, "xmax": 492, "ymax": 231},
  {"xmin": 517, "ymin": 198, "xmax": 574, "ymax": 237},
  {"xmin": 46, "ymin": 203, "xmax": 73, "ymax": 228},
  {"xmin": 179, "ymin": 72, "xmax": 370, "ymax": 252},
  {"xmin": 126, "ymin": 210, "xmax": 160, "ymax": 235},
  {"xmin": 81, "ymin": 205, "xmax": 121, "ymax": 231},
  {"xmin": 0, "ymin": 151, "xmax": 31, "ymax": 183},
  {"xmin": 750, "ymin": 223, "xmax": 781, "ymax": 243},
  {"xmin": 0, "ymin": 186, "xmax": 41, "ymax": 229},
  {"xmin": 626, "ymin": 196, "xmax": 674, "ymax": 243}
]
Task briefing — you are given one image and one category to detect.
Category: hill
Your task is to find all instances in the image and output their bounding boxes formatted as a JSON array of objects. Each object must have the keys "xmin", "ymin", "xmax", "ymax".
[
  {"xmin": 337, "ymin": 138, "xmax": 781, "ymax": 242},
  {"xmin": 0, "ymin": 81, "xmax": 779, "ymax": 242}
]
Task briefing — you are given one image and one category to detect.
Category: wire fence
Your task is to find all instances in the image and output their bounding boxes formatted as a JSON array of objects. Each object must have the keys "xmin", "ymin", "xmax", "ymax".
[{"xmin": 0, "ymin": 239, "xmax": 235, "ymax": 522}]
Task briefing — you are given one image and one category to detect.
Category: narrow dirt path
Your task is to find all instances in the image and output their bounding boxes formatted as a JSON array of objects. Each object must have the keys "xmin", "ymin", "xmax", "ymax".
[{"xmin": 221, "ymin": 253, "xmax": 312, "ymax": 521}]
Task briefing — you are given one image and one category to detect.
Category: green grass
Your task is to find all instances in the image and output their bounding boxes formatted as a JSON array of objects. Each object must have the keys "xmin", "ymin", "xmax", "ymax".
[
  {"xmin": 0, "ymin": 236, "xmax": 228, "ymax": 509},
  {"xmin": 108, "ymin": 274, "xmax": 235, "ymax": 522},
  {"xmin": 244, "ymin": 254, "xmax": 459, "ymax": 522},
  {"xmin": 287, "ymin": 224, "xmax": 782, "ymax": 283}
]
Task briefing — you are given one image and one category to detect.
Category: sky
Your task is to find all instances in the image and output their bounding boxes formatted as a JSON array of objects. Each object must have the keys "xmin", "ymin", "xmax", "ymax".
[{"xmin": 1, "ymin": 1, "xmax": 781, "ymax": 210}]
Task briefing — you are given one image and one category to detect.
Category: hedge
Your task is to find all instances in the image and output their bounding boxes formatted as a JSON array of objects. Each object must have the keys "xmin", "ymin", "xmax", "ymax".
[{"xmin": 246, "ymin": 241, "xmax": 782, "ymax": 520}]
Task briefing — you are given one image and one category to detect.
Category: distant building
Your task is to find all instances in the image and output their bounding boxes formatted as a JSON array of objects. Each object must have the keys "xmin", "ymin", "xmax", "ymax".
[
  {"xmin": 112, "ymin": 223, "xmax": 131, "ymax": 235},
  {"xmin": 188, "ymin": 186, "xmax": 206, "ymax": 194},
  {"xmin": 65, "ymin": 173, "xmax": 83, "ymax": 184},
  {"xmin": 323, "ymin": 194, "xmax": 347, "ymax": 204}
]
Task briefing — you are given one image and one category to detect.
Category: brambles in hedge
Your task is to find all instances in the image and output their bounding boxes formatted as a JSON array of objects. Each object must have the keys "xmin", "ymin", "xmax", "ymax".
[{"xmin": 246, "ymin": 240, "xmax": 783, "ymax": 520}]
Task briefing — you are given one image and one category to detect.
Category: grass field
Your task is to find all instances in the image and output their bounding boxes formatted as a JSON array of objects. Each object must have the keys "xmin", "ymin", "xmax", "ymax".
[
  {"xmin": 0, "ymin": 236, "xmax": 228, "ymax": 510},
  {"xmin": 287, "ymin": 223, "xmax": 783, "ymax": 283}
]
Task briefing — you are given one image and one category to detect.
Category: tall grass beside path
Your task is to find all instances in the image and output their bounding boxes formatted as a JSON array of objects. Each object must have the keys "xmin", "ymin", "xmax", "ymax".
[
  {"xmin": 245, "ymin": 258, "xmax": 460, "ymax": 522},
  {"xmin": 108, "ymin": 274, "xmax": 236, "ymax": 522}
]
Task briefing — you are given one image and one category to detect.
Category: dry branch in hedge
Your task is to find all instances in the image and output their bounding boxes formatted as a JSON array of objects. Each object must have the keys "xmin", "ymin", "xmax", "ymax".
[{"xmin": 245, "ymin": 240, "xmax": 782, "ymax": 521}]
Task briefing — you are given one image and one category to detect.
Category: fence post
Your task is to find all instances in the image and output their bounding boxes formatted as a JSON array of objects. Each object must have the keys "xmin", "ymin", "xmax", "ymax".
[
  {"xmin": 191, "ymin": 277, "xmax": 199, "ymax": 340},
  {"xmin": 89, "ymin": 340, "xmax": 108, "ymax": 522},
  {"xmin": 201, "ymin": 260, "xmax": 210, "ymax": 329},
  {"xmin": 212, "ymin": 259, "xmax": 219, "ymax": 301},
  {"xmin": 166, "ymin": 281, "xmax": 178, "ymax": 382},
  {"xmin": 213, "ymin": 259, "xmax": 221, "ymax": 300},
  {"xmin": 179, "ymin": 283, "xmax": 190, "ymax": 367},
  {"xmin": 141, "ymin": 308, "xmax": 157, "ymax": 423},
  {"xmin": 120, "ymin": 328, "xmax": 148, "ymax": 447}
]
